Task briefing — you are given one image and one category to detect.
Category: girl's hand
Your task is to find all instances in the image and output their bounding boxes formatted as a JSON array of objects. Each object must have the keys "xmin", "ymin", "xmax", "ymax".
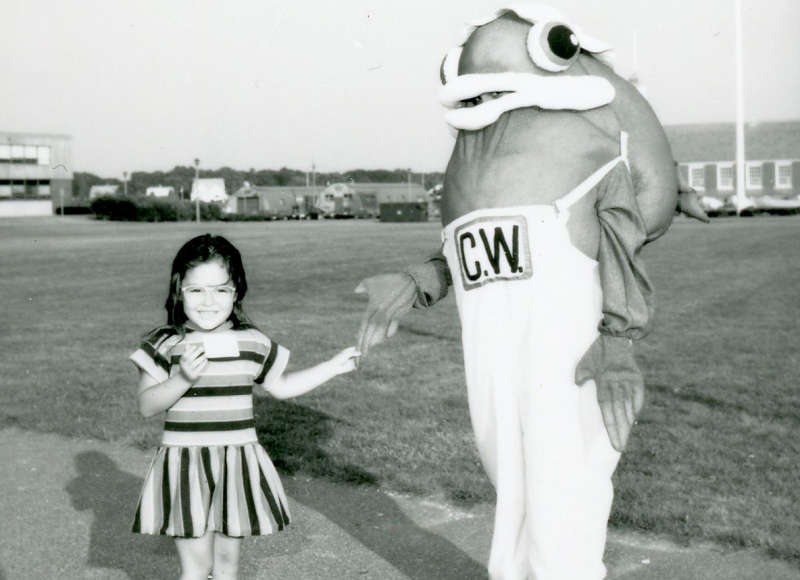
[
  {"xmin": 179, "ymin": 344, "xmax": 208, "ymax": 382},
  {"xmin": 328, "ymin": 346, "xmax": 361, "ymax": 376}
]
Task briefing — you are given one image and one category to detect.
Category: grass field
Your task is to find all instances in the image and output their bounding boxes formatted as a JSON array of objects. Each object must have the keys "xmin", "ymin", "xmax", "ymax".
[{"xmin": 2, "ymin": 215, "xmax": 799, "ymax": 563}]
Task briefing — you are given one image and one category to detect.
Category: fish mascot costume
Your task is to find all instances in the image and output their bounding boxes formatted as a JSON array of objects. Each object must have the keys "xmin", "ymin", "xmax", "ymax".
[{"xmin": 356, "ymin": 5, "xmax": 699, "ymax": 579}]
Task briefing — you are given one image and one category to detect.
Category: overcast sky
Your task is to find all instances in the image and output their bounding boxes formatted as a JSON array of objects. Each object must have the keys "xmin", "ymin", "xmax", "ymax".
[{"xmin": 2, "ymin": 0, "xmax": 798, "ymax": 176}]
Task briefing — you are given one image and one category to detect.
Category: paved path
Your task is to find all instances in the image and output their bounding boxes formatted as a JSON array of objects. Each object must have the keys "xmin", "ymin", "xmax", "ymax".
[{"xmin": 1, "ymin": 427, "xmax": 798, "ymax": 580}]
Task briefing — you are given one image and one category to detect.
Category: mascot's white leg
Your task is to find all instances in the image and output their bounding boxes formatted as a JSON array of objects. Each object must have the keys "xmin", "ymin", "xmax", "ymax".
[
  {"xmin": 517, "ymin": 252, "xmax": 620, "ymax": 580},
  {"xmin": 578, "ymin": 380, "xmax": 621, "ymax": 574},
  {"xmin": 466, "ymin": 351, "xmax": 528, "ymax": 579},
  {"xmin": 521, "ymin": 377, "xmax": 620, "ymax": 580},
  {"xmin": 519, "ymin": 253, "xmax": 620, "ymax": 579}
]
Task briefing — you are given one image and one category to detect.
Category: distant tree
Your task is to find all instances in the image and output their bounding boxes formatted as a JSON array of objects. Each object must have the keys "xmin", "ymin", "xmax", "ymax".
[{"xmin": 72, "ymin": 172, "xmax": 108, "ymax": 198}]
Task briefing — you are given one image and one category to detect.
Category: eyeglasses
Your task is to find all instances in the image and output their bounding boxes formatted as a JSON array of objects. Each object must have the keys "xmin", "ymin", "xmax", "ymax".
[{"xmin": 181, "ymin": 284, "xmax": 236, "ymax": 302}]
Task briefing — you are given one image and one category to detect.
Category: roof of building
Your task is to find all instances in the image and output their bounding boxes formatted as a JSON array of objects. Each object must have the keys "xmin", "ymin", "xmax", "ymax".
[
  {"xmin": 0, "ymin": 131, "xmax": 72, "ymax": 140},
  {"xmin": 349, "ymin": 182, "xmax": 427, "ymax": 194},
  {"xmin": 232, "ymin": 184, "xmax": 316, "ymax": 197},
  {"xmin": 191, "ymin": 178, "xmax": 227, "ymax": 201},
  {"xmin": 666, "ymin": 120, "xmax": 800, "ymax": 162},
  {"xmin": 89, "ymin": 184, "xmax": 120, "ymax": 195}
]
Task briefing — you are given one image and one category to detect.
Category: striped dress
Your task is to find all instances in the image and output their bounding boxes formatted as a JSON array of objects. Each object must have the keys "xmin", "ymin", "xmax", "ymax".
[{"xmin": 129, "ymin": 323, "xmax": 291, "ymax": 538}]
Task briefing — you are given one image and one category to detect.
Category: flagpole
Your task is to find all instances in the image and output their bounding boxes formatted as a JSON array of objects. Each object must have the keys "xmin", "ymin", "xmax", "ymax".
[{"xmin": 734, "ymin": 0, "xmax": 746, "ymax": 214}]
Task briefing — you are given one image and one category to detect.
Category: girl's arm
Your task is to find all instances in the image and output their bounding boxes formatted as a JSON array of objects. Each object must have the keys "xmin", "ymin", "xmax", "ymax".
[
  {"xmin": 263, "ymin": 346, "xmax": 359, "ymax": 400},
  {"xmin": 138, "ymin": 344, "xmax": 207, "ymax": 417}
]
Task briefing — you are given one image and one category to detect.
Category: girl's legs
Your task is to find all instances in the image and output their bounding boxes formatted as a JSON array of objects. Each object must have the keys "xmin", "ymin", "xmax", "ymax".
[
  {"xmin": 213, "ymin": 533, "xmax": 242, "ymax": 580},
  {"xmin": 175, "ymin": 531, "xmax": 214, "ymax": 580}
]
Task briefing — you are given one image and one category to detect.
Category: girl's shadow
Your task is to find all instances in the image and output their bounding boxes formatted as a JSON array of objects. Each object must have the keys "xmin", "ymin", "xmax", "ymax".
[
  {"xmin": 65, "ymin": 451, "xmax": 177, "ymax": 580},
  {"xmin": 256, "ymin": 398, "xmax": 486, "ymax": 579}
]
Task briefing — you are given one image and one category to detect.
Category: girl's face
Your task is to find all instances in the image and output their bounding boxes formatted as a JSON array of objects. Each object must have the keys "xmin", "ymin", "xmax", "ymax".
[{"xmin": 181, "ymin": 259, "xmax": 236, "ymax": 331}]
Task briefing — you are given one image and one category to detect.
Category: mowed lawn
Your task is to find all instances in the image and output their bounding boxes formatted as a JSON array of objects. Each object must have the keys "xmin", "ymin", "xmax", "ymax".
[{"xmin": 2, "ymin": 215, "xmax": 799, "ymax": 562}]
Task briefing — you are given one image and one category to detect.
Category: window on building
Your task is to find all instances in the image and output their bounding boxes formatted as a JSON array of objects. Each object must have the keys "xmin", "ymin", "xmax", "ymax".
[
  {"xmin": 37, "ymin": 146, "xmax": 50, "ymax": 166},
  {"xmin": 0, "ymin": 179, "xmax": 53, "ymax": 196},
  {"xmin": 5, "ymin": 144, "xmax": 39, "ymax": 164},
  {"xmin": 775, "ymin": 161, "xmax": 793, "ymax": 190},
  {"xmin": 11, "ymin": 145, "xmax": 24, "ymax": 162},
  {"xmin": 688, "ymin": 163, "xmax": 706, "ymax": 191},
  {"xmin": 717, "ymin": 162, "xmax": 734, "ymax": 191},
  {"xmin": 746, "ymin": 162, "xmax": 762, "ymax": 189}
]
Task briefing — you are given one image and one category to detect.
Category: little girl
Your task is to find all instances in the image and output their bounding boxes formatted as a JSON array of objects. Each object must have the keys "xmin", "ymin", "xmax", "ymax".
[{"xmin": 130, "ymin": 233, "xmax": 359, "ymax": 580}]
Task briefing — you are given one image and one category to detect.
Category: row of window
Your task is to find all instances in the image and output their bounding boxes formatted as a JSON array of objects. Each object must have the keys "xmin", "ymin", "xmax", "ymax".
[
  {"xmin": 687, "ymin": 160, "xmax": 794, "ymax": 191},
  {"xmin": 0, "ymin": 179, "xmax": 51, "ymax": 197},
  {"xmin": 0, "ymin": 144, "xmax": 51, "ymax": 165}
]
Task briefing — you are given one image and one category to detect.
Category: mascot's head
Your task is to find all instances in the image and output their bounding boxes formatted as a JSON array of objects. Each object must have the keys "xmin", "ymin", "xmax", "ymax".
[{"xmin": 440, "ymin": 4, "xmax": 617, "ymax": 130}]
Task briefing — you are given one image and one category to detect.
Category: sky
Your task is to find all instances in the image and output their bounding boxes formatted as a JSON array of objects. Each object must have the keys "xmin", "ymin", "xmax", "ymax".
[{"xmin": 2, "ymin": 0, "xmax": 798, "ymax": 177}]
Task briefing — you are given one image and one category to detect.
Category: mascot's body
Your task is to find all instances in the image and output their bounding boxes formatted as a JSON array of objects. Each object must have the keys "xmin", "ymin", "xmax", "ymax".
[
  {"xmin": 441, "ymin": 144, "xmax": 631, "ymax": 580},
  {"xmin": 358, "ymin": 5, "xmax": 680, "ymax": 580},
  {"xmin": 438, "ymin": 10, "xmax": 651, "ymax": 579}
]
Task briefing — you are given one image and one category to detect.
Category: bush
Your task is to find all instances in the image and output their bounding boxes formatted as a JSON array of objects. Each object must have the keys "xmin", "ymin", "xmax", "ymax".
[
  {"xmin": 90, "ymin": 196, "xmax": 138, "ymax": 221},
  {"xmin": 218, "ymin": 213, "xmax": 272, "ymax": 222},
  {"xmin": 218, "ymin": 212, "xmax": 299, "ymax": 222},
  {"xmin": 90, "ymin": 195, "xmax": 223, "ymax": 221}
]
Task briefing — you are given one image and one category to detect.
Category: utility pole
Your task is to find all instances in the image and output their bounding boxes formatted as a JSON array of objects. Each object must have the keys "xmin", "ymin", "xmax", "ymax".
[
  {"xmin": 194, "ymin": 158, "xmax": 200, "ymax": 223},
  {"xmin": 734, "ymin": 0, "xmax": 747, "ymax": 215},
  {"xmin": 123, "ymin": 171, "xmax": 128, "ymax": 196}
]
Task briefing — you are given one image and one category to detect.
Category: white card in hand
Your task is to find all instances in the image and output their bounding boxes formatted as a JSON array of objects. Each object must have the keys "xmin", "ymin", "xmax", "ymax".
[{"xmin": 202, "ymin": 333, "xmax": 240, "ymax": 358}]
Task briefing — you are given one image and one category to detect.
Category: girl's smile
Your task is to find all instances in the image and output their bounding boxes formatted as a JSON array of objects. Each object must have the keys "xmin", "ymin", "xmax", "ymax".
[{"xmin": 181, "ymin": 259, "xmax": 236, "ymax": 331}]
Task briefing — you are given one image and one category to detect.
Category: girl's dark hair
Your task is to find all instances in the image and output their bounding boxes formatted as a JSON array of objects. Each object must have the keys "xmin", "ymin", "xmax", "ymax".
[{"xmin": 161, "ymin": 234, "xmax": 254, "ymax": 332}]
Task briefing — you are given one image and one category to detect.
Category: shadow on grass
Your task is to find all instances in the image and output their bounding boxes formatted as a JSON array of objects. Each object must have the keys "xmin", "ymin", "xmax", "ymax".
[
  {"xmin": 256, "ymin": 398, "xmax": 487, "ymax": 580},
  {"xmin": 256, "ymin": 397, "xmax": 377, "ymax": 484},
  {"xmin": 648, "ymin": 383, "xmax": 800, "ymax": 425},
  {"xmin": 399, "ymin": 324, "xmax": 459, "ymax": 343},
  {"xmin": 65, "ymin": 451, "xmax": 177, "ymax": 579}
]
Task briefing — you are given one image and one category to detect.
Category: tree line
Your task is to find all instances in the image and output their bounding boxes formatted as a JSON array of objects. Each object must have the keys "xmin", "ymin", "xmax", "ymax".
[{"xmin": 73, "ymin": 166, "xmax": 444, "ymax": 198}]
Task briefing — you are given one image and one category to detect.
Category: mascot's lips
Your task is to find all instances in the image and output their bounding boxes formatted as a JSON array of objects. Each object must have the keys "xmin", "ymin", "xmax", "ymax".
[{"xmin": 440, "ymin": 71, "xmax": 616, "ymax": 131}]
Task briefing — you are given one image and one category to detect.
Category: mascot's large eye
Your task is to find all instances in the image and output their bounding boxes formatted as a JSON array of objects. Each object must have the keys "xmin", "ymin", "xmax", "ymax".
[{"xmin": 527, "ymin": 21, "xmax": 580, "ymax": 72}]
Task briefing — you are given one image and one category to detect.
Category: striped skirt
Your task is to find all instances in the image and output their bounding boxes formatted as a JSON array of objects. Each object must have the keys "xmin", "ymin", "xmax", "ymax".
[{"xmin": 132, "ymin": 443, "xmax": 291, "ymax": 538}]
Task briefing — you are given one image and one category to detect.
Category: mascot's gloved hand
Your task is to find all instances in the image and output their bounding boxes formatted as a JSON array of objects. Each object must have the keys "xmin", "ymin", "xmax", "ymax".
[
  {"xmin": 575, "ymin": 334, "xmax": 645, "ymax": 452},
  {"xmin": 675, "ymin": 162, "xmax": 710, "ymax": 223},
  {"xmin": 355, "ymin": 256, "xmax": 451, "ymax": 357},
  {"xmin": 354, "ymin": 273, "xmax": 417, "ymax": 357},
  {"xmin": 678, "ymin": 188, "xmax": 710, "ymax": 223}
]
